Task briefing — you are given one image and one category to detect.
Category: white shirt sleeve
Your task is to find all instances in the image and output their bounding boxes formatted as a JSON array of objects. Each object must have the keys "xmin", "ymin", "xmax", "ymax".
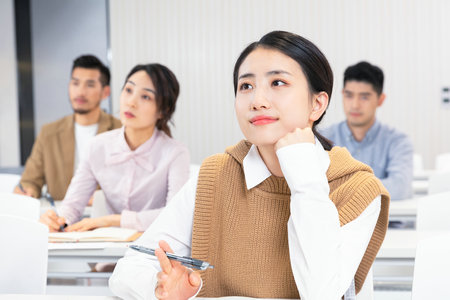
[
  {"xmin": 109, "ymin": 175, "xmax": 199, "ymax": 300},
  {"xmin": 277, "ymin": 143, "xmax": 381, "ymax": 300}
]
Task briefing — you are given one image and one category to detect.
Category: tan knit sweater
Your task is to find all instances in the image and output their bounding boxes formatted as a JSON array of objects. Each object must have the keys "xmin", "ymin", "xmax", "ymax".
[{"xmin": 192, "ymin": 140, "xmax": 390, "ymax": 298}]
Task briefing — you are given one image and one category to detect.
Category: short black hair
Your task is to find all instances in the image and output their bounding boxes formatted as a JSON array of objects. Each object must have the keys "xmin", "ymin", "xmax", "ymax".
[
  {"xmin": 71, "ymin": 55, "xmax": 110, "ymax": 86},
  {"xmin": 344, "ymin": 61, "xmax": 384, "ymax": 95}
]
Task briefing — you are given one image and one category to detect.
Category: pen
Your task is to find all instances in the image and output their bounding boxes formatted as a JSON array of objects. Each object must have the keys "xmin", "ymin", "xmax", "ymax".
[
  {"xmin": 17, "ymin": 183, "xmax": 27, "ymax": 194},
  {"xmin": 129, "ymin": 245, "xmax": 214, "ymax": 271},
  {"xmin": 44, "ymin": 192, "xmax": 67, "ymax": 232}
]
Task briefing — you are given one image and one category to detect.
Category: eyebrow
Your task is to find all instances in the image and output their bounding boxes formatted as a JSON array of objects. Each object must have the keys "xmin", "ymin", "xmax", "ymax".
[
  {"xmin": 71, "ymin": 77, "xmax": 98, "ymax": 84},
  {"xmin": 127, "ymin": 80, "xmax": 156, "ymax": 94},
  {"xmin": 238, "ymin": 70, "xmax": 292, "ymax": 80}
]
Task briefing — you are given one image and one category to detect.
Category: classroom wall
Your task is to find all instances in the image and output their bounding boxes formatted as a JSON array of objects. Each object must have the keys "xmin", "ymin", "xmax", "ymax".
[
  {"xmin": 109, "ymin": 0, "xmax": 450, "ymax": 168},
  {"xmin": 0, "ymin": 0, "xmax": 20, "ymax": 167},
  {"xmin": 31, "ymin": 0, "xmax": 110, "ymax": 136}
]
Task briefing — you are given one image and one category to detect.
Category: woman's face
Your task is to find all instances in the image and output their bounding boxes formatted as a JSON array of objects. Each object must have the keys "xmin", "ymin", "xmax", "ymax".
[
  {"xmin": 120, "ymin": 70, "xmax": 161, "ymax": 131},
  {"xmin": 235, "ymin": 48, "xmax": 317, "ymax": 147}
]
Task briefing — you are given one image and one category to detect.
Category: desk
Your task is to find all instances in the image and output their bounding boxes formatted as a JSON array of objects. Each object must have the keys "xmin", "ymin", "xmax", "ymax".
[
  {"xmin": 413, "ymin": 169, "xmax": 434, "ymax": 181},
  {"xmin": 48, "ymin": 242, "xmax": 128, "ymax": 279},
  {"xmin": 374, "ymin": 229, "xmax": 448, "ymax": 288},
  {"xmin": 412, "ymin": 180, "xmax": 429, "ymax": 195}
]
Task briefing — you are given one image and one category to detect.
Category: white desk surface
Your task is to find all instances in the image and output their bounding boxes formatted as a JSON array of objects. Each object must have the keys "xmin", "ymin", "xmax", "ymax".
[
  {"xmin": 389, "ymin": 198, "xmax": 418, "ymax": 217},
  {"xmin": 412, "ymin": 180, "xmax": 429, "ymax": 194},
  {"xmin": 1, "ymin": 296, "xmax": 288, "ymax": 300},
  {"xmin": 377, "ymin": 229, "xmax": 448, "ymax": 259},
  {"xmin": 413, "ymin": 169, "xmax": 435, "ymax": 180}
]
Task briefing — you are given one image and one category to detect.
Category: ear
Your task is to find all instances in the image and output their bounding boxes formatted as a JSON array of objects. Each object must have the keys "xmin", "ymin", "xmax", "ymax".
[
  {"xmin": 102, "ymin": 85, "xmax": 111, "ymax": 100},
  {"xmin": 377, "ymin": 93, "xmax": 386, "ymax": 107},
  {"xmin": 309, "ymin": 91, "xmax": 329, "ymax": 122}
]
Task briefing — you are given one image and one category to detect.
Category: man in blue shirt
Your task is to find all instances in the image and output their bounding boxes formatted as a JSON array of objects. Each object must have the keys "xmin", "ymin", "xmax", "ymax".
[{"xmin": 322, "ymin": 61, "xmax": 413, "ymax": 200}]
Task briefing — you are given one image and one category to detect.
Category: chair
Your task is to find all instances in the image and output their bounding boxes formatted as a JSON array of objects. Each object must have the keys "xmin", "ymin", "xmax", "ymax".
[
  {"xmin": 416, "ymin": 191, "xmax": 450, "ymax": 231},
  {"xmin": 0, "ymin": 214, "xmax": 48, "ymax": 294},
  {"xmin": 189, "ymin": 164, "xmax": 200, "ymax": 178},
  {"xmin": 435, "ymin": 152, "xmax": 450, "ymax": 172},
  {"xmin": 0, "ymin": 173, "xmax": 21, "ymax": 193},
  {"xmin": 412, "ymin": 233, "xmax": 450, "ymax": 299},
  {"xmin": 357, "ymin": 268, "xmax": 374, "ymax": 300},
  {"xmin": 428, "ymin": 171, "xmax": 450, "ymax": 195},
  {"xmin": 413, "ymin": 153, "xmax": 424, "ymax": 173},
  {"xmin": 0, "ymin": 192, "xmax": 40, "ymax": 221}
]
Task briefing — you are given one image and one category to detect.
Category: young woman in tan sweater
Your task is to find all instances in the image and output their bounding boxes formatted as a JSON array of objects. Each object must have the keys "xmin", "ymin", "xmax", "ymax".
[{"xmin": 110, "ymin": 31, "xmax": 390, "ymax": 300}]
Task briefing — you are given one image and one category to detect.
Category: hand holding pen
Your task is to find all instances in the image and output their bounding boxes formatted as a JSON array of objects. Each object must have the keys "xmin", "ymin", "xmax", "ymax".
[
  {"xmin": 139, "ymin": 240, "xmax": 203, "ymax": 299},
  {"xmin": 39, "ymin": 192, "xmax": 67, "ymax": 232}
]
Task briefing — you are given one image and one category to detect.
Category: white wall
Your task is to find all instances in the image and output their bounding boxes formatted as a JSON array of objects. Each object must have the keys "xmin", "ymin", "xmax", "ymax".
[
  {"xmin": 0, "ymin": 0, "xmax": 20, "ymax": 167},
  {"xmin": 31, "ymin": 0, "xmax": 110, "ymax": 135},
  {"xmin": 108, "ymin": 0, "xmax": 450, "ymax": 167}
]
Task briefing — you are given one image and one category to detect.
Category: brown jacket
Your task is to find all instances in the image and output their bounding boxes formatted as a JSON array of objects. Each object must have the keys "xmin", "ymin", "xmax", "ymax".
[{"xmin": 20, "ymin": 110, "xmax": 121, "ymax": 200}]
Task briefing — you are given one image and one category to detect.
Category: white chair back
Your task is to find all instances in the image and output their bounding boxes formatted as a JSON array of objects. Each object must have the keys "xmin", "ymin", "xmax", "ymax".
[
  {"xmin": 0, "ymin": 192, "xmax": 40, "ymax": 221},
  {"xmin": 428, "ymin": 171, "xmax": 450, "ymax": 195},
  {"xmin": 0, "ymin": 173, "xmax": 21, "ymax": 193},
  {"xmin": 412, "ymin": 233, "xmax": 450, "ymax": 299},
  {"xmin": 413, "ymin": 153, "xmax": 424, "ymax": 173},
  {"xmin": 189, "ymin": 164, "xmax": 200, "ymax": 178},
  {"xmin": 0, "ymin": 214, "xmax": 48, "ymax": 294},
  {"xmin": 416, "ymin": 191, "xmax": 450, "ymax": 231},
  {"xmin": 90, "ymin": 189, "xmax": 109, "ymax": 218},
  {"xmin": 356, "ymin": 268, "xmax": 374, "ymax": 300},
  {"xmin": 436, "ymin": 152, "xmax": 450, "ymax": 172}
]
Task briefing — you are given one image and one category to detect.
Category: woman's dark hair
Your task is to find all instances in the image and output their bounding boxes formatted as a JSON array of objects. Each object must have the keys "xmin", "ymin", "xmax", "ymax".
[
  {"xmin": 233, "ymin": 31, "xmax": 334, "ymax": 150},
  {"xmin": 124, "ymin": 63, "xmax": 180, "ymax": 137}
]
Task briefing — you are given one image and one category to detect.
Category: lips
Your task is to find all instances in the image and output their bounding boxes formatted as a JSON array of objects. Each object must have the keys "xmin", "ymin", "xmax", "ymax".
[
  {"xmin": 124, "ymin": 111, "xmax": 135, "ymax": 118},
  {"xmin": 250, "ymin": 115, "xmax": 278, "ymax": 125},
  {"xmin": 74, "ymin": 97, "xmax": 87, "ymax": 104}
]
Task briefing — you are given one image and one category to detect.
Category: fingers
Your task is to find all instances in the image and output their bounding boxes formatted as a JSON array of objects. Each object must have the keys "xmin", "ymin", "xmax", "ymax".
[
  {"xmin": 66, "ymin": 219, "xmax": 92, "ymax": 232},
  {"xmin": 188, "ymin": 271, "xmax": 201, "ymax": 288},
  {"xmin": 275, "ymin": 127, "xmax": 315, "ymax": 151},
  {"xmin": 39, "ymin": 210, "xmax": 62, "ymax": 232},
  {"xmin": 155, "ymin": 247, "xmax": 172, "ymax": 275}
]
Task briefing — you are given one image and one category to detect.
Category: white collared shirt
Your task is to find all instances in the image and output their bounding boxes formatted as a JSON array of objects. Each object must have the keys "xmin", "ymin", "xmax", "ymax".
[{"xmin": 109, "ymin": 141, "xmax": 381, "ymax": 300}]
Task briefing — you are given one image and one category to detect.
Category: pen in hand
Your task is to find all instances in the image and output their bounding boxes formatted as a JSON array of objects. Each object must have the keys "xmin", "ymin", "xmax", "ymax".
[
  {"xmin": 44, "ymin": 192, "xmax": 67, "ymax": 232},
  {"xmin": 129, "ymin": 245, "xmax": 214, "ymax": 271}
]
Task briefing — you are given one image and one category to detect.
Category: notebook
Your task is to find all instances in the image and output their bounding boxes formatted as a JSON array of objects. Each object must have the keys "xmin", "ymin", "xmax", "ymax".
[{"xmin": 48, "ymin": 227, "xmax": 141, "ymax": 243}]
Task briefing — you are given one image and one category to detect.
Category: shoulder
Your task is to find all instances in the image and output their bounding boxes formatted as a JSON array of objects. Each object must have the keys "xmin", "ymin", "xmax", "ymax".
[
  {"xmin": 156, "ymin": 131, "xmax": 189, "ymax": 154},
  {"xmin": 99, "ymin": 110, "xmax": 122, "ymax": 130},
  {"xmin": 91, "ymin": 128, "xmax": 122, "ymax": 143},
  {"xmin": 38, "ymin": 115, "xmax": 74, "ymax": 139},
  {"xmin": 377, "ymin": 122, "xmax": 412, "ymax": 145}
]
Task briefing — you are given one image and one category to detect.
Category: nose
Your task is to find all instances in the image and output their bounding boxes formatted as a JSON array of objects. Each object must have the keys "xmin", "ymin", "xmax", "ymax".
[
  {"xmin": 126, "ymin": 93, "xmax": 138, "ymax": 108},
  {"xmin": 250, "ymin": 87, "xmax": 270, "ymax": 110}
]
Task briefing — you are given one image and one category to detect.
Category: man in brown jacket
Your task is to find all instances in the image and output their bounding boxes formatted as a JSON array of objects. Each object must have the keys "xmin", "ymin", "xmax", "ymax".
[{"xmin": 14, "ymin": 55, "xmax": 122, "ymax": 200}]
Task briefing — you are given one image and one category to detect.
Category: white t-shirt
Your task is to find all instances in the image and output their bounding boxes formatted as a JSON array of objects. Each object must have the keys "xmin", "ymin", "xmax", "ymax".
[{"xmin": 74, "ymin": 123, "xmax": 98, "ymax": 174}]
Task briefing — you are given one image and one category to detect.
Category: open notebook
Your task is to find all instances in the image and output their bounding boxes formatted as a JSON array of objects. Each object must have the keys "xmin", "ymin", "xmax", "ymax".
[{"xmin": 48, "ymin": 227, "xmax": 141, "ymax": 243}]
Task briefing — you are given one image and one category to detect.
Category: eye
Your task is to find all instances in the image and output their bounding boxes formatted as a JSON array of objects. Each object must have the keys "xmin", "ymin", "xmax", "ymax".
[
  {"xmin": 125, "ymin": 87, "xmax": 132, "ymax": 94},
  {"xmin": 142, "ymin": 94, "xmax": 151, "ymax": 100},
  {"xmin": 239, "ymin": 83, "xmax": 253, "ymax": 91},
  {"xmin": 272, "ymin": 80, "xmax": 286, "ymax": 87}
]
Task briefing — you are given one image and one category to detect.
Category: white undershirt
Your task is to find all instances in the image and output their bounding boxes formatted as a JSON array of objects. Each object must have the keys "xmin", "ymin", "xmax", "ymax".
[
  {"xmin": 74, "ymin": 123, "xmax": 98, "ymax": 174},
  {"xmin": 109, "ymin": 141, "xmax": 381, "ymax": 300}
]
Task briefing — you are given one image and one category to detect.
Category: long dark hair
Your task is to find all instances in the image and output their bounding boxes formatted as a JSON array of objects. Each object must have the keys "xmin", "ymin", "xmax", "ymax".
[
  {"xmin": 233, "ymin": 31, "xmax": 334, "ymax": 150},
  {"xmin": 124, "ymin": 64, "xmax": 180, "ymax": 137}
]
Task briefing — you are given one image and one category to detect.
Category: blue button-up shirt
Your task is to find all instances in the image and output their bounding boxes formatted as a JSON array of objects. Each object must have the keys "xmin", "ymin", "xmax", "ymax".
[{"xmin": 321, "ymin": 120, "xmax": 413, "ymax": 200}]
